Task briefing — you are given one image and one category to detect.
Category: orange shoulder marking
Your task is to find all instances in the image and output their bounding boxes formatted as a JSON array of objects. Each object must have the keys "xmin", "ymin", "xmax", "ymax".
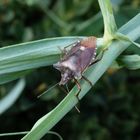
[{"xmin": 80, "ymin": 36, "xmax": 96, "ymax": 48}]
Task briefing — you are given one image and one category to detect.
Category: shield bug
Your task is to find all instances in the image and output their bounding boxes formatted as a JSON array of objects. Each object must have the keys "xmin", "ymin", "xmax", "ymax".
[{"xmin": 53, "ymin": 37, "xmax": 98, "ymax": 100}]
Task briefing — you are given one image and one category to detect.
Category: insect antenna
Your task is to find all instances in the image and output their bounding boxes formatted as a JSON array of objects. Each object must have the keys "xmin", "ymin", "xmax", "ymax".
[
  {"xmin": 37, "ymin": 82, "xmax": 59, "ymax": 98},
  {"xmin": 38, "ymin": 82, "xmax": 80, "ymax": 113}
]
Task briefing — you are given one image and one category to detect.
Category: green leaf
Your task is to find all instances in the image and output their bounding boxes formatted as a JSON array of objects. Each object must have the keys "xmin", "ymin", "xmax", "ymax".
[
  {"xmin": 0, "ymin": 37, "xmax": 84, "ymax": 75},
  {"xmin": 0, "ymin": 79, "xmax": 25, "ymax": 115},
  {"xmin": 118, "ymin": 54, "xmax": 140, "ymax": 70},
  {"xmin": 75, "ymin": 12, "xmax": 103, "ymax": 35},
  {"xmin": 0, "ymin": 37, "xmax": 104, "ymax": 85},
  {"xmin": 115, "ymin": 32, "xmax": 140, "ymax": 49},
  {"xmin": 0, "ymin": 131, "xmax": 63, "ymax": 140},
  {"xmin": 0, "ymin": 70, "xmax": 31, "ymax": 85},
  {"xmin": 98, "ymin": 0, "xmax": 117, "ymax": 41}
]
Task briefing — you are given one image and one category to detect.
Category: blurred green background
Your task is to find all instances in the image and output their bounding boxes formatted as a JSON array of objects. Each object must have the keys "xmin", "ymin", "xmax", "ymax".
[{"xmin": 0, "ymin": 0, "xmax": 140, "ymax": 140}]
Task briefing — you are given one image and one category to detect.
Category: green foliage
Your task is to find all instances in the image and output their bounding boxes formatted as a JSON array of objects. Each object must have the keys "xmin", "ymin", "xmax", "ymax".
[
  {"xmin": 0, "ymin": 37, "xmax": 83, "ymax": 84},
  {"xmin": 0, "ymin": 0, "xmax": 140, "ymax": 140},
  {"xmin": 21, "ymin": 13, "xmax": 140, "ymax": 140},
  {"xmin": 118, "ymin": 55, "xmax": 140, "ymax": 69}
]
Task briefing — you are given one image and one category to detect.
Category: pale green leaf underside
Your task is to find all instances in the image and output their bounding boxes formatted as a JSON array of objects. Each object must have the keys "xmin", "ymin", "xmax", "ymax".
[
  {"xmin": 115, "ymin": 32, "xmax": 140, "ymax": 49},
  {"xmin": 0, "ymin": 79, "xmax": 25, "ymax": 115},
  {"xmin": 118, "ymin": 54, "xmax": 140, "ymax": 69},
  {"xmin": 0, "ymin": 37, "xmax": 84, "ymax": 84},
  {"xmin": 0, "ymin": 37, "xmax": 84, "ymax": 75}
]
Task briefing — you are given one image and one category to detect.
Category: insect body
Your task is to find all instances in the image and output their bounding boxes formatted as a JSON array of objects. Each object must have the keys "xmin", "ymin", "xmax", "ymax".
[{"xmin": 53, "ymin": 37, "xmax": 97, "ymax": 98}]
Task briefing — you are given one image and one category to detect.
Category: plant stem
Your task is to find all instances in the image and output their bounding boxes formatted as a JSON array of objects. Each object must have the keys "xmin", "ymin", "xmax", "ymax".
[{"xmin": 98, "ymin": 0, "xmax": 117, "ymax": 41}]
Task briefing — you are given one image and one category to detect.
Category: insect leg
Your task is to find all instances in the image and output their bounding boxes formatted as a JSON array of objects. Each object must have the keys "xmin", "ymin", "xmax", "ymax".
[
  {"xmin": 89, "ymin": 58, "xmax": 100, "ymax": 66},
  {"xmin": 58, "ymin": 41, "xmax": 79, "ymax": 54},
  {"xmin": 57, "ymin": 40, "xmax": 79, "ymax": 59},
  {"xmin": 74, "ymin": 78, "xmax": 81, "ymax": 101},
  {"xmin": 59, "ymin": 85, "xmax": 68, "ymax": 94},
  {"xmin": 60, "ymin": 84, "xmax": 80, "ymax": 113},
  {"xmin": 82, "ymin": 75, "xmax": 93, "ymax": 87},
  {"xmin": 57, "ymin": 46, "xmax": 67, "ymax": 60},
  {"xmin": 89, "ymin": 49, "xmax": 105, "ymax": 67},
  {"xmin": 63, "ymin": 40, "xmax": 80, "ymax": 49}
]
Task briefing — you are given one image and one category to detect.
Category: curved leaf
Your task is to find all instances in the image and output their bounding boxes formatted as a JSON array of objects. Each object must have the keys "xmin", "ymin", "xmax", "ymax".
[
  {"xmin": 118, "ymin": 54, "xmax": 140, "ymax": 70},
  {"xmin": 0, "ymin": 37, "xmax": 84, "ymax": 75},
  {"xmin": 0, "ymin": 79, "xmax": 25, "ymax": 115}
]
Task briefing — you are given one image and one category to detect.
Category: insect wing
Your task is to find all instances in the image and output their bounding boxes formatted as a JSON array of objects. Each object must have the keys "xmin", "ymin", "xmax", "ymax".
[{"xmin": 78, "ymin": 47, "xmax": 96, "ymax": 72}]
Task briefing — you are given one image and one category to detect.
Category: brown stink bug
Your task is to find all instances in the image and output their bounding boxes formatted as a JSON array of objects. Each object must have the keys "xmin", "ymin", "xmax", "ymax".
[{"xmin": 53, "ymin": 36, "xmax": 98, "ymax": 100}]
